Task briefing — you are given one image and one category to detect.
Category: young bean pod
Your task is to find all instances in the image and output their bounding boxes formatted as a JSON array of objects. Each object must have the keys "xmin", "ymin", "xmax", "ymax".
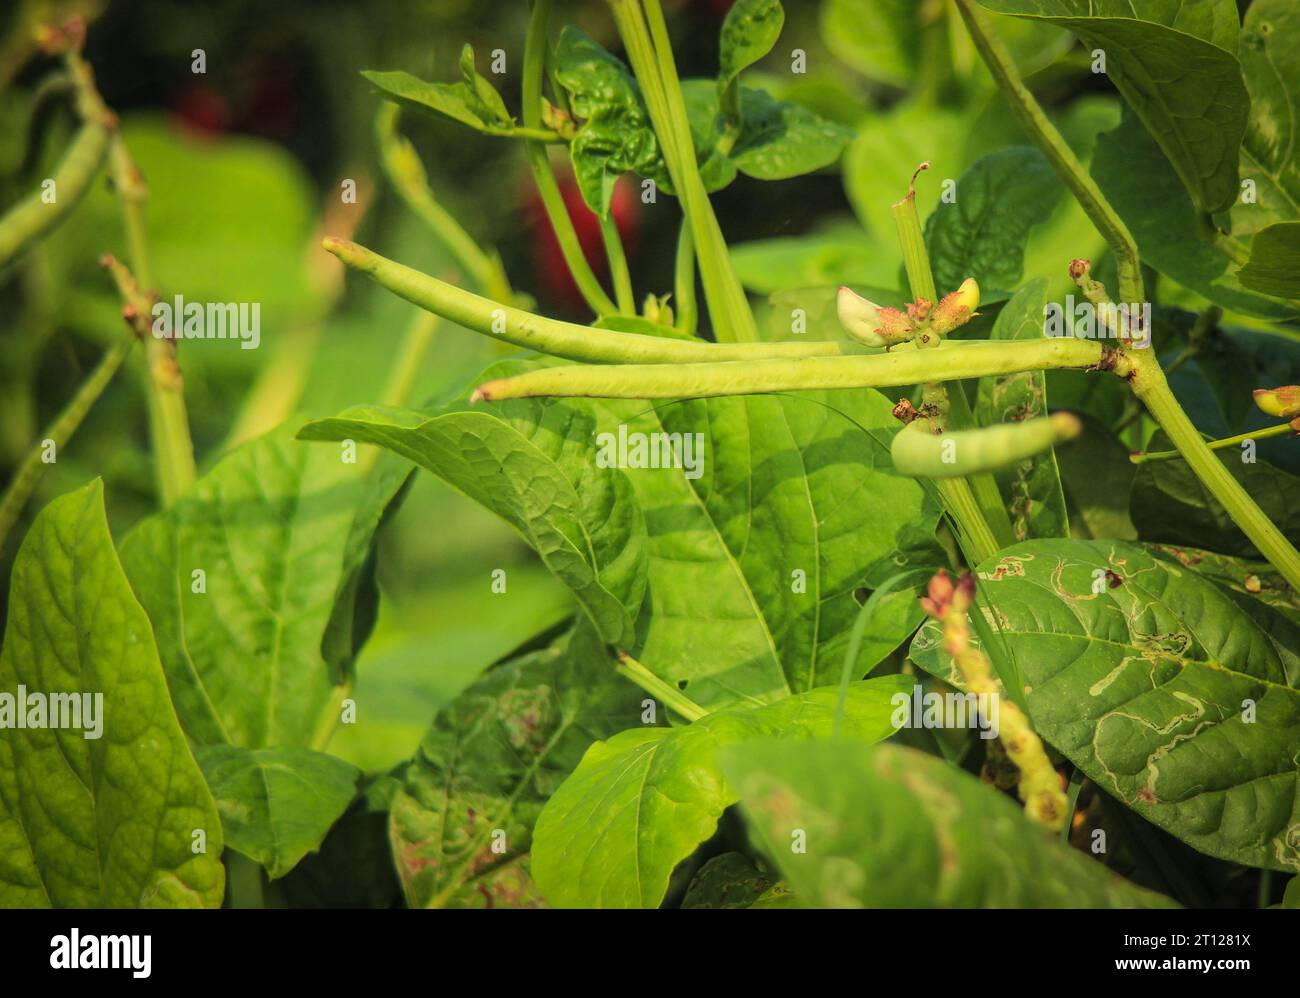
[{"xmin": 890, "ymin": 412, "xmax": 1082, "ymax": 479}]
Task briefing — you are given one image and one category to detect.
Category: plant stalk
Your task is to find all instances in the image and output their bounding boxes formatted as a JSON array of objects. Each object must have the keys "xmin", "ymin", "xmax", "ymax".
[
  {"xmin": 598, "ymin": 212, "xmax": 636, "ymax": 314},
  {"xmin": 525, "ymin": 0, "xmax": 618, "ymax": 317},
  {"xmin": 616, "ymin": 651, "xmax": 707, "ymax": 721},
  {"xmin": 1130, "ymin": 422, "xmax": 1295, "ymax": 464},
  {"xmin": 674, "ymin": 217, "xmax": 698, "ymax": 335}
]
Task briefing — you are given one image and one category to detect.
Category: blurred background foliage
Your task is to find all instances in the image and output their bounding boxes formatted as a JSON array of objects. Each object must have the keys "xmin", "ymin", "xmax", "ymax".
[{"xmin": 1, "ymin": 0, "xmax": 1291, "ymax": 785}]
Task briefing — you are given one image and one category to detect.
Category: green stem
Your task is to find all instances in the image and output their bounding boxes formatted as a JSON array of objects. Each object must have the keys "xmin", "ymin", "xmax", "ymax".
[
  {"xmin": 0, "ymin": 119, "xmax": 110, "ymax": 271},
  {"xmin": 674, "ymin": 217, "xmax": 698, "ymax": 336},
  {"xmin": 892, "ymin": 174, "xmax": 1015, "ymax": 548},
  {"xmin": 472, "ymin": 338, "xmax": 1106, "ymax": 401},
  {"xmin": 617, "ymin": 651, "xmax": 707, "ymax": 721},
  {"xmin": 525, "ymin": 0, "xmax": 617, "ymax": 317},
  {"xmin": 598, "ymin": 212, "xmax": 635, "ymax": 313},
  {"xmin": 954, "ymin": 0, "xmax": 1143, "ymax": 305},
  {"xmin": 610, "ymin": 0, "xmax": 759, "ymax": 342},
  {"xmin": 376, "ymin": 103, "xmax": 513, "ymax": 303},
  {"xmin": 485, "ymin": 124, "xmax": 565, "ymax": 142},
  {"xmin": 67, "ymin": 49, "xmax": 195, "ymax": 505},
  {"xmin": 324, "ymin": 237, "xmax": 851, "ymax": 362},
  {"xmin": 1130, "ymin": 422, "xmax": 1295, "ymax": 464},
  {"xmin": 1130, "ymin": 356, "xmax": 1300, "ymax": 591},
  {"xmin": 0, "ymin": 337, "xmax": 133, "ymax": 551}
]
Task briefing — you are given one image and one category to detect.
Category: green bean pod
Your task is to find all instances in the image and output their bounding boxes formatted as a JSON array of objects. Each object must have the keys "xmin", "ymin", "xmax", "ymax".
[
  {"xmin": 0, "ymin": 121, "xmax": 111, "ymax": 272},
  {"xmin": 322, "ymin": 238, "xmax": 852, "ymax": 365},
  {"xmin": 890, "ymin": 412, "xmax": 1082, "ymax": 479}
]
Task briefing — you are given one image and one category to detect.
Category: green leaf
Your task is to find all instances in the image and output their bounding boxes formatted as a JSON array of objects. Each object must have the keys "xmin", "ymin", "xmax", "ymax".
[
  {"xmin": 1131, "ymin": 430, "xmax": 1300, "ymax": 559},
  {"xmin": 925, "ymin": 147, "xmax": 1062, "ymax": 299},
  {"xmin": 1238, "ymin": 1, "xmax": 1300, "ymax": 232},
  {"xmin": 457, "ymin": 44, "xmax": 511, "ymax": 126},
  {"xmin": 1092, "ymin": 114, "xmax": 1297, "ymax": 319},
  {"xmin": 0, "ymin": 481, "xmax": 224, "ymax": 907},
  {"xmin": 1150, "ymin": 544, "xmax": 1300, "ymax": 627},
  {"xmin": 981, "ymin": 1, "xmax": 1248, "ymax": 213},
  {"xmin": 911, "ymin": 539, "xmax": 1300, "ymax": 872},
  {"xmin": 681, "ymin": 852, "xmax": 787, "ymax": 908},
  {"xmin": 120, "ymin": 425, "xmax": 410, "ymax": 749},
  {"xmin": 975, "ymin": 279, "xmax": 1069, "ymax": 540},
  {"xmin": 723, "ymin": 739, "xmax": 1177, "ymax": 907},
  {"xmin": 531, "ymin": 676, "xmax": 910, "ymax": 908},
  {"xmin": 587, "ymin": 386, "xmax": 942, "ymax": 709},
  {"xmin": 362, "ymin": 69, "xmax": 496, "ymax": 133},
  {"xmin": 553, "ymin": 27, "xmax": 664, "ymax": 216},
  {"xmin": 719, "ymin": 0, "xmax": 785, "ymax": 119},
  {"xmin": 389, "ymin": 620, "xmax": 643, "ymax": 908},
  {"xmin": 1238, "ymin": 222, "xmax": 1300, "ymax": 298},
  {"xmin": 298, "ymin": 393, "xmax": 647, "ymax": 649},
  {"xmin": 729, "ymin": 86, "xmax": 854, "ymax": 180},
  {"xmin": 820, "ymin": 0, "xmax": 920, "ymax": 87},
  {"xmin": 195, "ymin": 746, "xmax": 360, "ymax": 880}
]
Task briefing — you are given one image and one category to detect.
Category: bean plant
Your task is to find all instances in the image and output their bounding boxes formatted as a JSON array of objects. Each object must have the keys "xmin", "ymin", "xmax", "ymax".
[{"xmin": 1, "ymin": 0, "xmax": 1299, "ymax": 911}]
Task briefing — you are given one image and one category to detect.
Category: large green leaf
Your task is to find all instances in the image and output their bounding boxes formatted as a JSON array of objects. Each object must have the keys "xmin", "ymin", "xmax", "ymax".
[
  {"xmin": 724, "ymin": 739, "xmax": 1176, "ymax": 907},
  {"xmin": 911, "ymin": 539, "xmax": 1300, "ymax": 872},
  {"xmin": 308, "ymin": 362, "xmax": 940, "ymax": 712},
  {"xmin": 531, "ymin": 676, "xmax": 909, "ymax": 908},
  {"xmin": 0, "ymin": 481, "xmax": 224, "ymax": 907},
  {"xmin": 1131, "ymin": 430, "xmax": 1300, "ymax": 559},
  {"xmin": 1092, "ymin": 114, "xmax": 1296, "ymax": 319},
  {"xmin": 1237, "ymin": 0, "xmax": 1300, "ymax": 233},
  {"xmin": 195, "ymin": 746, "xmax": 361, "ymax": 880},
  {"xmin": 820, "ymin": 0, "xmax": 919, "ymax": 87},
  {"xmin": 121, "ymin": 425, "xmax": 410, "ymax": 749},
  {"xmin": 298, "ymin": 396, "xmax": 647, "ymax": 648},
  {"xmin": 925, "ymin": 147, "xmax": 1061, "ymax": 299},
  {"xmin": 589, "ymin": 384, "xmax": 942, "ymax": 708},
  {"xmin": 975, "ymin": 279, "xmax": 1069, "ymax": 540},
  {"xmin": 981, "ymin": 1, "xmax": 1248, "ymax": 214},
  {"xmin": 389, "ymin": 620, "xmax": 642, "ymax": 908}
]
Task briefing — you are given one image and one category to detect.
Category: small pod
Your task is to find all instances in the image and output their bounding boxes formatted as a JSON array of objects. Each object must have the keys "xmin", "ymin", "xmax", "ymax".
[
  {"xmin": 890, "ymin": 412, "xmax": 1082, "ymax": 479},
  {"xmin": 1253, "ymin": 386, "xmax": 1300, "ymax": 420}
]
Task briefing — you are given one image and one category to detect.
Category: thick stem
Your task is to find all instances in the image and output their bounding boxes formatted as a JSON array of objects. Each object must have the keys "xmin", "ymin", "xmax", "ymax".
[
  {"xmin": 673, "ymin": 217, "xmax": 698, "ymax": 336},
  {"xmin": 323, "ymin": 237, "xmax": 850, "ymax": 362},
  {"xmin": 0, "ymin": 338, "xmax": 133, "ymax": 551},
  {"xmin": 1129, "ymin": 356, "xmax": 1300, "ymax": 590},
  {"xmin": 526, "ymin": 0, "xmax": 617, "ymax": 317},
  {"xmin": 934, "ymin": 477, "xmax": 1000, "ymax": 565},
  {"xmin": 610, "ymin": 0, "xmax": 759, "ymax": 342},
  {"xmin": 472, "ymin": 338, "xmax": 1105, "ymax": 401},
  {"xmin": 66, "ymin": 48, "xmax": 195, "ymax": 505},
  {"xmin": 954, "ymin": 0, "xmax": 1143, "ymax": 305}
]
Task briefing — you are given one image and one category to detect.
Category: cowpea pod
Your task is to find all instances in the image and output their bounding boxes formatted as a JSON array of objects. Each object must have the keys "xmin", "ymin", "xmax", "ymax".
[{"xmin": 890, "ymin": 412, "xmax": 1082, "ymax": 479}]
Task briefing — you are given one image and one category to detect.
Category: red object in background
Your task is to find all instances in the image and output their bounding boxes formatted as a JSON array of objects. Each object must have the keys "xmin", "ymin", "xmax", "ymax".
[
  {"xmin": 171, "ymin": 84, "xmax": 231, "ymax": 136},
  {"xmin": 528, "ymin": 173, "xmax": 640, "ymax": 314}
]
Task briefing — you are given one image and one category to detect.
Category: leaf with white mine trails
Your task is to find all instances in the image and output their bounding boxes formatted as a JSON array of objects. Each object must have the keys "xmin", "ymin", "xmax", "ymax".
[
  {"xmin": 910, "ymin": 539, "xmax": 1300, "ymax": 872},
  {"xmin": 0, "ymin": 481, "xmax": 224, "ymax": 907}
]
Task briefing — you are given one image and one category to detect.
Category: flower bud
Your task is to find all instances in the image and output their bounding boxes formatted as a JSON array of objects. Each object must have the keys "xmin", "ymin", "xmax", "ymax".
[
  {"xmin": 837, "ymin": 286, "xmax": 915, "ymax": 348},
  {"xmin": 1253, "ymin": 386, "xmax": 1300, "ymax": 419},
  {"xmin": 929, "ymin": 278, "xmax": 980, "ymax": 336}
]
